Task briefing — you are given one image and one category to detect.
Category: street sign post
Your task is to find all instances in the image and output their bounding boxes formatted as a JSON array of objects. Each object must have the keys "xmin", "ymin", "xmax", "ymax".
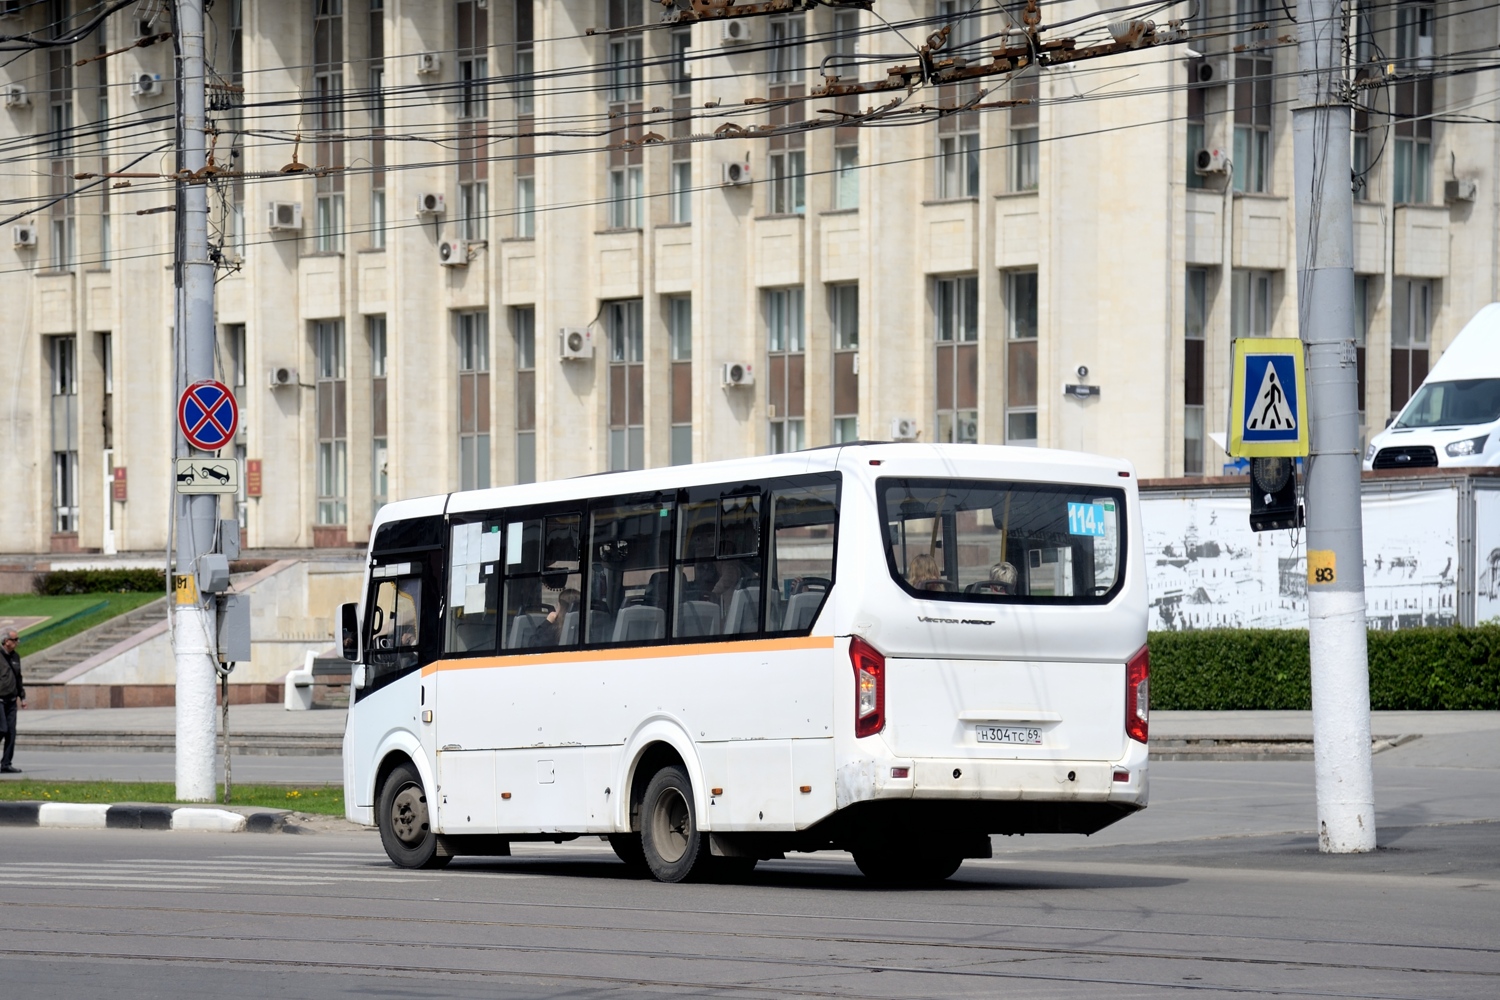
[
  {"xmin": 177, "ymin": 379, "xmax": 239, "ymax": 452},
  {"xmin": 175, "ymin": 458, "xmax": 240, "ymax": 494},
  {"xmin": 1227, "ymin": 338, "xmax": 1310, "ymax": 458}
]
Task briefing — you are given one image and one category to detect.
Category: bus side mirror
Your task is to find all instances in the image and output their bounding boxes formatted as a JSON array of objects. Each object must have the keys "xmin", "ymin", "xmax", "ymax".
[{"xmin": 339, "ymin": 602, "xmax": 360, "ymax": 661}]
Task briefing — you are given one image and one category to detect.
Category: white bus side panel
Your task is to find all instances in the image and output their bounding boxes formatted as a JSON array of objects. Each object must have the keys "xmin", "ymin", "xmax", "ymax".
[{"xmin": 429, "ymin": 642, "xmax": 836, "ymax": 835}]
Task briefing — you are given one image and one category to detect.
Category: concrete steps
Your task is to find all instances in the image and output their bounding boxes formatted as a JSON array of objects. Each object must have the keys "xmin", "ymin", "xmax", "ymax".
[{"xmin": 23, "ymin": 598, "xmax": 169, "ymax": 682}]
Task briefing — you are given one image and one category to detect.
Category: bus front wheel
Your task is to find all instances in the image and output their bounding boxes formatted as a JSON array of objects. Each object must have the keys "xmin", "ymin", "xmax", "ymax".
[
  {"xmin": 640, "ymin": 765, "xmax": 710, "ymax": 883},
  {"xmin": 377, "ymin": 761, "xmax": 452, "ymax": 869}
]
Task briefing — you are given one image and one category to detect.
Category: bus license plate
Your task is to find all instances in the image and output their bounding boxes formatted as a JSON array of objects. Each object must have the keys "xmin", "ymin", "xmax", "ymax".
[{"xmin": 974, "ymin": 725, "xmax": 1042, "ymax": 746}]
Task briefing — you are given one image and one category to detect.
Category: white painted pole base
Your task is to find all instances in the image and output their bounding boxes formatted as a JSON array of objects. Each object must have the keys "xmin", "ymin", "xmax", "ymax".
[
  {"xmin": 1309, "ymin": 589, "xmax": 1377, "ymax": 853},
  {"xmin": 174, "ymin": 604, "xmax": 218, "ymax": 802}
]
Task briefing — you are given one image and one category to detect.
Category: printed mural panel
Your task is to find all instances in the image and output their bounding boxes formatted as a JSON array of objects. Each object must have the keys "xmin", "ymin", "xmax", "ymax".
[{"xmin": 1143, "ymin": 487, "xmax": 1459, "ymax": 631}]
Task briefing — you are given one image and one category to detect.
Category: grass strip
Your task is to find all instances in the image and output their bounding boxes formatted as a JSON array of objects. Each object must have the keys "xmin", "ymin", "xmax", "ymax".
[
  {"xmin": 0, "ymin": 593, "xmax": 163, "ymax": 655},
  {"xmin": 0, "ymin": 780, "xmax": 345, "ymax": 815}
]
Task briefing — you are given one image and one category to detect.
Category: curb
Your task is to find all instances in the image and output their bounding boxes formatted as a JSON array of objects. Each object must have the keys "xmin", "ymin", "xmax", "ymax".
[{"xmin": 0, "ymin": 801, "xmax": 299, "ymax": 833}]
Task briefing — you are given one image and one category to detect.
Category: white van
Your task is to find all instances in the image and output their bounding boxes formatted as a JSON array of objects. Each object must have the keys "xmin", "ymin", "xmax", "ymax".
[{"xmin": 1366, "ymin": 303, "xmax": 1500, "ymax": 470}]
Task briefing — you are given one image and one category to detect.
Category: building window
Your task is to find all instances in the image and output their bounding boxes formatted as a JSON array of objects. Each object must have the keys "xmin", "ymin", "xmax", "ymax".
[
  {"xmin": 514, "ymin": 0, "xmax": 534, "ymax": 115},
  {"xmin": 457, "ymin": 311, "xmax": 491, "ymax": 491},
  {"xmin": 1233, "ymin": 56, "xmax": 1273, "ymax": 194},
  {"xmin": 607, "ymin": 299, "xmax": 645, "ymax": 471},
  {"xmin": 1391, "ymin": 278, "xmax": 1432, "ymax": 414},
  {"xmin": 455, "ymin": 0, "xmax": 489, "ymax": 243},
  {"xmin": 368, "ymin": 1, "xmax": 386, "ymax": 248},
  {"xmin": 766, "ymin": 12, "xmax": 807, "ymax": 215},
  {"xmin": 49, "ymin": 335, "xmax": 79, "ymax": 534},
  {"xmin": 669, "ymin": 27, "xmax": 693, "ymax": 224},
  {"xmin": 1186, "ymin": 65, "xmax": 1207, "ymax": 190},
  {"xmin": 1393, "ymin": 5, "xmax": 1434, "ymax": 205},
  {"xmin": 1354, "ymin": 276, "xmax": 1373, "ymax": 418},
  {"xmin": 831, "ymin": 283, "xmax": 859, "ymax": 443},
  {"xmin": 47, "ymin": 43, "xmax": 75, "ymax": 271},
  {"xmin": 1006, "ymin": 271, "xmax": 1039, "ymax": 445},
  {"xmin": 606, "ymin": 6, "xmax": 643, "ymax": 103},
  {"xmin": 766, "ymin": 287, "xmax": 805, "ymax": 454},
  {"xmin": 514, "ymin": 1, "xmax": 536, "ymax": 237},
  {"xmin": 1009, "ymin": 73, "xmax": 1039, "ymax": 192},
  {"xmin": 668, "ymin": 296, "xmax": 692, "ymax": 465},
  {"xmin": 1232, "ymin": 269, "xmax": 1275, "ymax": 337},
  {"xmin": 936, "ymin": 82, "xmax": 980, "ymax": 199},
  {"xmin": 1352, "ymin": 105, "xmax": 1371, "ymax": 202},
  {"xmin": 370, "ymin": 315, "xmax": 388, "ymax": 511},
  {"xmin": 514, "ymin": 307, "xmax": 536, "ymax": 483},
  {"xmin": 100, "ymin": 331, "xmax": 113, "ymax": 452},
  {"xmin": 1184, "ymin": 269, "xmax": 1209, "ymax": 475},
  {"xmin": 313, "ymin": 0, "xmax": 346, "ymax": 253},
  {"xmin": 223, "ymin": 324, "xmax": 248, "ymax": 389},
  {"xmin": 608, "ymin": 161, "xmax": 643, "ymax": 229},
  {"xmin": 314, "ymin": 321, "xmax": 348, "ymax": 525},
  {"xmin": 833, "ymin": 97, "xmax": 859, "ymax": 210},
  {"xmin": 935, "ymin": 275, "xmax": 979, "ymax": 444}
]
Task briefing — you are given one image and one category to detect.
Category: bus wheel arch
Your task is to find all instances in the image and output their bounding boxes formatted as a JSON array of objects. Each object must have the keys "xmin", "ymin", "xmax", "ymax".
[
  {"xmin": 375, "ymin": 754, "xmax": 451, "ymax": 870},
  {"xmin": 626, "ymin": 740, "xmax": 688, "ymax": 833}
]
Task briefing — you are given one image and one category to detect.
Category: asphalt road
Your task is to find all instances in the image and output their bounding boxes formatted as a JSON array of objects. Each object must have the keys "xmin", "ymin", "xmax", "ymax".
[{"xmin": 1, "ymin": 756, "xmax": 1496, "ymax": 1000}]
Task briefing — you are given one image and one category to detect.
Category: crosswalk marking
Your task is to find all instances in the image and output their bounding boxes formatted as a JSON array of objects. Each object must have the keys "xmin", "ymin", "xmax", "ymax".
[{"xmin": 0, "ymin": 854, "xmax": 533, "ymax": 893}]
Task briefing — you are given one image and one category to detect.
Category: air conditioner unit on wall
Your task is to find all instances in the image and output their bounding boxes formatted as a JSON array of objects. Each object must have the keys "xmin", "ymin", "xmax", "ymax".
[
  {"xmin": 721, "ymin": 20, "xmax": 751, "ymax": 44},
  {"xmin": 416, "ymin": 192, "xmax": 445, "ymax": 216},
  {"xmin": 12, "ymin": 223, "xmax": 37, "ymax": 248},
  {"xmin": 890, "ymin": 417, "xmax": 919, "ymax": 441},
  {"xmin": 559, "ymin": 328, "xmax": 594, "ymax": 360},
  {"xmin": 131, "ymin": 73, "xmax": 163, "ymax": 98},
  {"xmin": 268, "ymin": 366, "xmax": 298, "ymax": 388},
  {"xmin": 1445, "ymin": 178, "xmax": 1478, "ymax": 203},
  {"xmin": 267, "ymin": 201, "xmax": 302, "ymax": 231},
  {"xmin": 416, "ymin": 52, "xmax": 441, "ymax": 75},
  {"xmin": 721, "ymin": 362, "xmax": 754, "ymax": 387},
  {"xmin": 1194, "ymin": 148, "xmax": 1230, "ymax": 175},
  {"xmin": 438, "ymin": 239, "xmax": 467, "ymax": 266},
  {"xmin": 1189, "ymin": 57, "xmax": 1228, "ymax": 85},
  {"xmin": 3, "ymin": 84, "xmax": 28, "ymax": 109},
  {"xmin": 721, "ymin": 161, "xmax": 752, "ymax": 186}
]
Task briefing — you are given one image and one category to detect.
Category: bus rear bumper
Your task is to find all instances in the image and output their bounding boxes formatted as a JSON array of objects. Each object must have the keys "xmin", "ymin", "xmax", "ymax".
[{"xmin": 840, "ymin": 744, "xmax": 1148, "ymax": 813}]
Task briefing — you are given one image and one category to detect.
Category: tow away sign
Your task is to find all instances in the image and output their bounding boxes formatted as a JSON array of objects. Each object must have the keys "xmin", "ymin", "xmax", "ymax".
[
  {"xmin": 1228, "ymin": 338, "xmax": 1309, "ymax": 458},
  {"xmin": 176, "ymin": 458, "xmax": 239, "ymax": 495}
]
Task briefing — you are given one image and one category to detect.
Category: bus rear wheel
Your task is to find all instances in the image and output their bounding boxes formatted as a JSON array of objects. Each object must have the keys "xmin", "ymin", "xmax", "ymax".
[
  {"xmin": 640, "ymin": 765, "xmax": 710, "ymax": 883},
  {"xmin": 378, "ymin": 761, "xmax": 451, "ymax": 869}
]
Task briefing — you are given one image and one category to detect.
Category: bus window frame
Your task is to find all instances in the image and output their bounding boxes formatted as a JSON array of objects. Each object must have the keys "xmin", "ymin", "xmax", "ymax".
[
  {"xmin": 432, "ymin": 472, "xmax": 843, "ymax": 658},
  {"xmin": 876, "ymin": 476, "xmax": 1128, "ymax": 607},
  {"xmin": 356, "ymin": 544, "xmax": 444, "ymax": 702}
]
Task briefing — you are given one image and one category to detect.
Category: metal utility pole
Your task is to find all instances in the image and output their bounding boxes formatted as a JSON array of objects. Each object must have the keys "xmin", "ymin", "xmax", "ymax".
[
  {"xmin": 173, "ymin": 0, "xmax": 219, "ymax": 803},
  {"xmin": 1293, "ymin": 0, "xmax": 1375, "ymax": 852}
]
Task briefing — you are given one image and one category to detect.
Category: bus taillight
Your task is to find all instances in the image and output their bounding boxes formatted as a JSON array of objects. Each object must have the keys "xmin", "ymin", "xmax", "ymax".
[
  {"xmin": 851, "ymin": 636, "xmax": 885, "ymax": 738},
  {"xmin": 1126, "ymin": 645, "xmax": 1150, "ymax": 744}
]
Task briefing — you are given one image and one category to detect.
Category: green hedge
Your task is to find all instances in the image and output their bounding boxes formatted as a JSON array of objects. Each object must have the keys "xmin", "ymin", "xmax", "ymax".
[
  {"xmin": 35, "ymin": 568, "xmax": 167, "ymax": 595},
  {"xmin": 1150, "ymin": 626, "xmax": 1500, "ymax": 711}
]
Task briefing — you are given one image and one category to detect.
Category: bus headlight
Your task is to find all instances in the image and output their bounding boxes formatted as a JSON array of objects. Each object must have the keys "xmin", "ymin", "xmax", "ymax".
[
  {"xmin": 850, "ymin": 636, "xmax": 885, "ymax": 738},
  {"xmin": 1445, "ymin": 435, "xmax": 1488, "ymax": 458}
]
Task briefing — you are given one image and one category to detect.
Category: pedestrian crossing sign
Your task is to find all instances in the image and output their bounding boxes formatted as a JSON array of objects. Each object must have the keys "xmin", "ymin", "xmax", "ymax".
[{"xmin": 1227, "ymin": 338, "xmax": 1309, "ymax": 457}]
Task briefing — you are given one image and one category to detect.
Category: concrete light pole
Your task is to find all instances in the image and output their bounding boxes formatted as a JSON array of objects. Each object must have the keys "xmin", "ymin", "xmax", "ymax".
[
  {"xmin": 1293, "ymin": 0, "xmax": 1376, "ymax": 852},
  {"xmin": 173, "ymin": 0, "xmax": 218, "ymax": 803}
]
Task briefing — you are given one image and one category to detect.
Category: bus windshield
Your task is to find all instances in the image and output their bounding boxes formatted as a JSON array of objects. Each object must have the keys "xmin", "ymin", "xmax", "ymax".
[
  {"xmin": 880, "ymin": 478, "xmax": 1125, "ymax": 603},
  {"xmin": 1394, "ymin": 379, "xmax": 1500, "ymax": 428}
]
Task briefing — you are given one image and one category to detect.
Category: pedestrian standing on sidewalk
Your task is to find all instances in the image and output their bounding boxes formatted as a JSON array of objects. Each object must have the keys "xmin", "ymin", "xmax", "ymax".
[{"xmin": 0, "ymin": 629, "xmax": 26, "ymax": 774}]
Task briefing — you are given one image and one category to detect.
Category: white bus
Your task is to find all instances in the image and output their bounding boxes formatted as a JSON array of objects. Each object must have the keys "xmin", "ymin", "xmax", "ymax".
[{"xmin": 340, "ymin": 443, "xmax": 1150, "ymax": 883}]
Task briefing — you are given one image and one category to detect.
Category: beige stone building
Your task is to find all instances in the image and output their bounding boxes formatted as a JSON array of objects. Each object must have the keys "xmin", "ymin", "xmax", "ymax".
[{"xmin": 2, "ymin": 0, "xmax": 1497, "ymax": 556}]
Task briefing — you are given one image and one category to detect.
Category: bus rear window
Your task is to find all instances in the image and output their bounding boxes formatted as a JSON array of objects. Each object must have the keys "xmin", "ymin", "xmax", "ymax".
[{"xmin": 879, "ymin": 478, "xmax": 1125, "ymax": 604}]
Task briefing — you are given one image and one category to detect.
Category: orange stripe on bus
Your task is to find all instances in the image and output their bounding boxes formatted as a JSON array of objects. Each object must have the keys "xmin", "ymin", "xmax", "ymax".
[{"xmin": 420, "ymin": 634, "xmax": 837, "ymax": 676}]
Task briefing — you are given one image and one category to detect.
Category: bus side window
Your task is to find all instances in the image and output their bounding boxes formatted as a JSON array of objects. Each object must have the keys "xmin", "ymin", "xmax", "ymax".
[
  {"xmin": 589, "ymin": 499, "xmax": 674, "ymax": 645},
  {"xmin": 766, "ymin": 485, "xmax": 837, "ymax": 633},
  {"xmin": 446, "ymin": 519, "xmax": 502, "ymax": 655},
  {"xmin": 501, "ymin": 512, "xmax": 582, "ymax": 649},
  {"xmin": 673, "ymin": 492, "xmax": 762, "ymax": 638}
]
